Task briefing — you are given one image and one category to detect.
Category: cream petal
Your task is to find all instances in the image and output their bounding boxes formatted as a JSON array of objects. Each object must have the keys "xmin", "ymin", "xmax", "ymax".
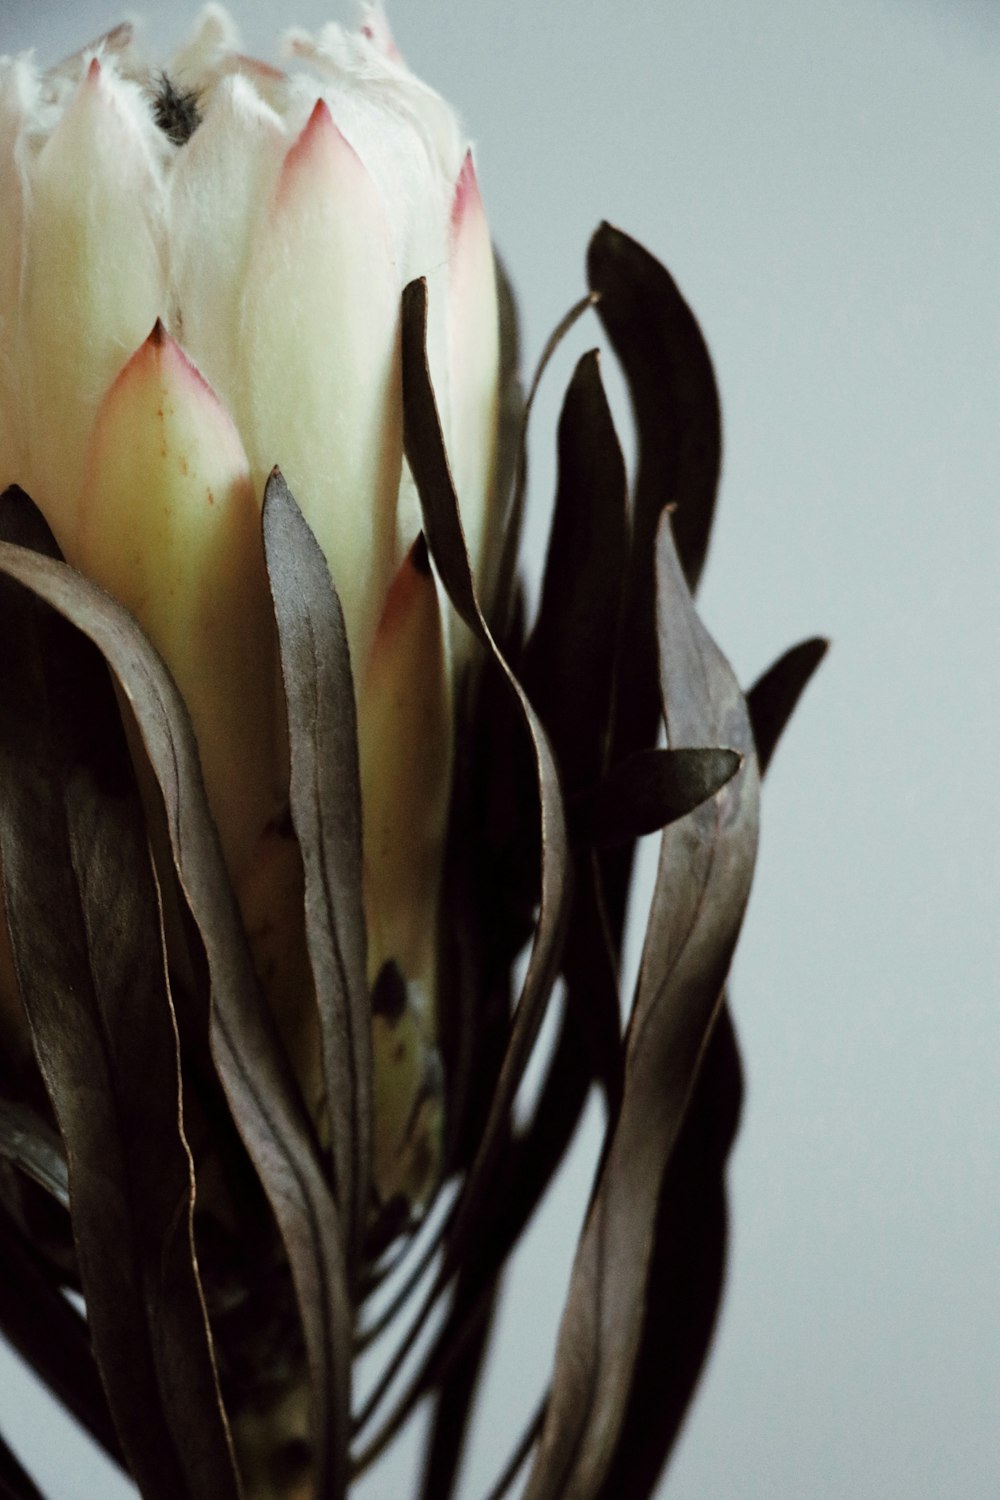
[
  {"xmin": 74, "ymin": 322, "xmax": 279, "ymax": 882},
  {"xmin": 168, "ymin": 74, "xmax": 287, "ymax": 416},
  {"xmin": 0, "ymin": 58, "xmax": 35, "ymax": 493},
  {"xmin": 355, "ymin": 3, "xmax": 403, "ymax": 65},
  {"xmin": 20, "ymin": 57, "xmax": 166, "ymax": 549},
  {"xmin": 240, "ymin": 97, "xmax": 403, "ymax": 670},
  {"xmin": 357, "ymin": 536, "xmax": 452, "ymax": 1000},
  {"xmin": 448, "ymin": 151, "xmax": 501, "ymax": 595}
]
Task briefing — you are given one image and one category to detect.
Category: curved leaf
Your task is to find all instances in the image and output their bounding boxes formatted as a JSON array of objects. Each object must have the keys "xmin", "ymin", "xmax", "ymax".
[
  {"xmin": 0, "ymin": 491, "xmax": 239, "ymax": 1500},
  {"xmin": 572, "ymin": 746, "xmax": 741, "ymax": 849},
  {"xmin": 263, "ymin": 469, "xmax": 371, "ymax": 1280},
  {"xmin": 0, "ymin": 498, "xmax": 351, "ymax": 1498},
  {"xmin": 524, "ymin": 508, "xmax": 759, "ymax": 1500},
  {"xmin": 748, "ymin": 636, "xmax": 829, "ymax": 774},
  {"xmin": 588, "ymin": 223, "xmax": 723, "ymax": 949},
  {"xmin": 350, "ymin": 279, "xmax": 572, "ymax": 1459},
  {"xmin": 400, "ymin": 275, "xmax": 570, "ymax": 1270},
  {"xmin": 524, "ymin": 347, "xmax": 628, "ymax": 794}
]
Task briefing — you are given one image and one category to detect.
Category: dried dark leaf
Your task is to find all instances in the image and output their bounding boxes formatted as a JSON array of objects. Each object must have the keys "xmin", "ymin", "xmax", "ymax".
[
  {"xmin": 493, "ymin": 292, "xmax": 598, "ymax": 636},
  {"xmin": 572, "ymin": 746, "xmax": 742, "ymax": 849},
  {"xmin": 0, "ymin": 490, "xmax": 240, "ymax": 1500},
  {"xmin": 400, "ymin": 275, "xmax": 570, "ymax": 1266},
  {"xmin": 588, "ymin": 223, "xmax": 723, "ymax": 950},
  {"xmin": 0, "ymin": 1203, "xmax": 123, "ymax": 1471},
  {"xmin": 0, "ymin": 1102, "xmax": 68, "ymax": 1208},
  {"xmin": 523, "ymin": 509, "xmax": 759, "ymax": 1500},
  {"xmin": 524, "ymin": 348, "xmax": 628, "ymax": 794},
  {"xmin": 417, "ymin": 1276, "xmax": 500, "ymax": 1500},
  {"xmin": 0, "ymin": 1428, "xmax": 46, "ymax": 1500},
  {"xmin": 587, "ymin": 221, "xmax": 722, "ymax": 599},
  {"xmin": 263, "ymin": 469, "xmax": 371, "ymax": 1279},
  {"xmin": 748, "ymin": 636, "xmax": 829, "ymax": 774},
  {"xmin": 594, "ymin": 1006, "xmax": 743, "ymax": 1500},
  {"xmin": 0, "ymin": 497, "xmax": 351, "ymax": 1498},
  {"xmin": 351, "ymin": 280, "xmax": 572, "ymax": 1460}
]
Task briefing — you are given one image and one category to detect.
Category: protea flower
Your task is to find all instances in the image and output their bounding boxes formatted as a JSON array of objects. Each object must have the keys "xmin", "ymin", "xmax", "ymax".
[
  {"xmin": 0, "ymin": 3, "xmax": 500, "ymax": 1222},
  {"xmin": 0, "ymin": 8, "xmax": 823, "ymax": 1500}
]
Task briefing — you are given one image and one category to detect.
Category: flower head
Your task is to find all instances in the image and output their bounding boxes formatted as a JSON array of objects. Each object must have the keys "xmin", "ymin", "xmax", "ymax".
[{"xmin": 0, "ymin": 4, "xmax": 501, "ymax": 1207}]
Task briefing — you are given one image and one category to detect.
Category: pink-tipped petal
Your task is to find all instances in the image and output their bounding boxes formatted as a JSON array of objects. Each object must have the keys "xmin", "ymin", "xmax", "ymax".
[
  {"xmin": 240, "ymin": 97, "xmax": 403, "ymax": 673},
  {"xmin": 19, "ymin": 57, "xmax": 165, "ymax": 549},
  {"xmin": 358, "ymin": 537, "xmax": 451, "ymax": 998},
  {"xmin": 447, "ymin": 152, "xmax": 500, "ymax": 600},
  {"xmin": 74, "ymin": 325, "xmax": 280, "ymax": 883}
]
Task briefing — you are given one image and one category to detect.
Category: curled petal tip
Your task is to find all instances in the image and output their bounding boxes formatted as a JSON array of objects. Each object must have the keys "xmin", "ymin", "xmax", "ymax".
[
  {"xmin": 86, "ymin": 56, "xmax": 102, "ymax": 83},
  {"xmin": 148, "ymin": 317, "xmax": 167, "ymax": 347}
]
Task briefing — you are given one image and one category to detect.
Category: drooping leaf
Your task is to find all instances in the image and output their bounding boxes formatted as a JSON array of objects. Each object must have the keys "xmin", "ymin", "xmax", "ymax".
[
  {"xmin": 572, "ymin": 746, "xmax": 742, "ymax": 849},
  {"xmin": 351, "ymin": 279, "xmax": 572, "ymax": 1462},
  {"xmin": 523, "ymin": 508, "xmax": 759, "ymax": 1500},
  {"xmin": 587, "ymin": 222, "xmax": 723, "ymax": 949},
  {"xmin": 263, "ymin": 469, "xmax": 371, "ymax": 1281},
  {"xmin": 400, "ymin": 275, "xmax": 571, "ymax": 1266},
  {"xmin": 748, "ymin": 636, "xmax": 829, "ymax": 774},
  {"xmin": 0, "ymin": 489, "xmax": 239, "ymax": 1500},
  {"xmin": 587, "ymin": 222, "xmax": 722, "ymax": 601},
  {"xmin": 0, "ymin": 492, "xmax": 351, "ymax": 1499},
  {"xmin": 0, "ymin": 1203, "xmax": 123, "ymax": 1472}
]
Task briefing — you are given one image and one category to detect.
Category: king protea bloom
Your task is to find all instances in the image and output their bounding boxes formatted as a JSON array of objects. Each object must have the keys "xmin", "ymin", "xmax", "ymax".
[{"xmin": 0, "ymin": 4, "xmax": 500, "ymax": 1212}]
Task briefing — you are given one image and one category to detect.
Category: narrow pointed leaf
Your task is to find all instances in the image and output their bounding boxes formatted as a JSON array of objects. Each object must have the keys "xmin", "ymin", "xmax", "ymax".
[
  {"xmin": 0, "ymin": 491, "xmax": 240, "ymax": 1500},
  {"xmin": 263, "ymin": 469, "xmax": 371, "ymax": 1279},
  {"xmin": 524, "ymin": 509, "xmax": 759, "ymax": 1500},
  {"xmin": 588, "ymin": 223, "xmax": 722, "ymax": 949},
  {"xmin": 525, "ymin": 347, "xmax": 628, "ymax": 794},
  {"xmin": 748, "ymin": 636, "xmax": 829, "ymax": 774},
  {"xmin": 572, "ymin": 746, "xmax": 741, "ymax": 849},
  {"xmin": 593, "ymin": 1007, "xmax": 743, "ymax": 1500},
  {"xmin": 401, "ymin": 275, "xmax": 570, "ymax": 1263},
  {"xmin": 352, "ymin": 279, "xmax": 571, "ymax": 1454},
  {"xmin": 0, "ymin": 493, "xmax": 351, "ymax": 1499},
  {"xmin": 587, "ymin": 221, "xmax": 721, "ymax": 599}
]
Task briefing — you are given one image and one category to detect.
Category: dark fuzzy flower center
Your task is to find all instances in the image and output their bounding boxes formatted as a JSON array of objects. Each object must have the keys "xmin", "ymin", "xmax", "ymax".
[{"xmin": 152, "ymin": 73, "xmax": 202, "ymax": 145}]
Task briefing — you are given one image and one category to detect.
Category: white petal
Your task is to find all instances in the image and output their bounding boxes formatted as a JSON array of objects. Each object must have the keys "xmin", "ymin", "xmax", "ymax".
[
  {"xmin": 448, "ymin": 151, "xmax": 500, "ymax": 594},
  {"xmin": 19, "ymin": 57, "xmax": 166, "ymax": 548},
  {"xmin": 0, "ymin": 58, "xmax": 35, "ymax": 493},
  {"xmin": 74, "ymin": 322, "xmax": 280, "ymax": 883},
  {"xmin": 168, "ymin": 74, "xmax": 287, "ymax": 415},
  {"xmin": 240, "ymin": 97, "xmax": 403, "ymax": 670}
]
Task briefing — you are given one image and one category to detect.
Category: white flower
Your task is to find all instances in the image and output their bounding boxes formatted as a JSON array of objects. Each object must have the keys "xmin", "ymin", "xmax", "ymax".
[{"xmin": 0, "ymin": 5, "xmax": 502, "ymax": 1201}]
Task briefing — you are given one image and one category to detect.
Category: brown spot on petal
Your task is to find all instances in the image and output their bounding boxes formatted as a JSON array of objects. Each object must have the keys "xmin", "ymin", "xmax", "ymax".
[{"xmin": 371, "ymin": 960, "xmax": 407, "ymax": 1023}]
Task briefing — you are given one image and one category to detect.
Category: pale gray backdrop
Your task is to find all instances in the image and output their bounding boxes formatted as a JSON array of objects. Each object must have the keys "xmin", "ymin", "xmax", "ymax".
[{"xmin": 0, "ymin": 0, "xmax": 997, "ymax": 1497}]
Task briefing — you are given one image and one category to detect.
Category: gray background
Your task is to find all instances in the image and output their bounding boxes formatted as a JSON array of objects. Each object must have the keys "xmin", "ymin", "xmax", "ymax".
[{"xmin": 0, "ymin": 0, "xmax": 997, "ymax": 1496}]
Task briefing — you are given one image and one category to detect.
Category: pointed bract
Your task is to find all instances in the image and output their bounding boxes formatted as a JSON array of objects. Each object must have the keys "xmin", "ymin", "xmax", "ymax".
[{"xmin": 74, "ymin": 324, "xmax": 279, "ymax": 881}]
